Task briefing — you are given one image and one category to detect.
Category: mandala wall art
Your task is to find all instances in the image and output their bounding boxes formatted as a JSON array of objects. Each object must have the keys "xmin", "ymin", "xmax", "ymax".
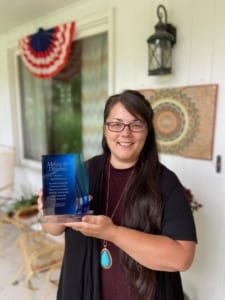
[{"xmin": 140, "ymin": 84, "xmax": 218, "ymax": 160}]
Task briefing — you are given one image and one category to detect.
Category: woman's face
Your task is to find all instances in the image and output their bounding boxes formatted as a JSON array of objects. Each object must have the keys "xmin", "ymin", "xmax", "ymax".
[{"xmin": 104, "ymin": 102, "xmax": 148, "ymax": 168}]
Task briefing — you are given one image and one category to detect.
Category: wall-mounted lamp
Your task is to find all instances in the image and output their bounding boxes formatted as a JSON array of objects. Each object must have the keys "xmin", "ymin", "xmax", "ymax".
[{"xmin": 147, "ymin": 4, "xmax": 176, "ymax": 75}]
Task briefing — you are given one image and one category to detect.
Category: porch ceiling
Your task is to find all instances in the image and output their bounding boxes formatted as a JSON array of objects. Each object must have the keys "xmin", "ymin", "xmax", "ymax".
[{"xmin": 0, "ymin": 0, "xmax": 79, "ymax": 35}]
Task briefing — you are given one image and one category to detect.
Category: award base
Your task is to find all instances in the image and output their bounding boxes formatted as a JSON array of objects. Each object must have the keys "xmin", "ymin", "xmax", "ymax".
[{"xmin": 39, "ymin": 210, "xmax": 94, "ymax": 223}]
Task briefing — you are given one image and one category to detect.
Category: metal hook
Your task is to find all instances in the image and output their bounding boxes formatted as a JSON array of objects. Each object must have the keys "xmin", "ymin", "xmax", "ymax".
[{"xmin": 157, "ymin": 4, "xmax": 168, "ymax": 23}]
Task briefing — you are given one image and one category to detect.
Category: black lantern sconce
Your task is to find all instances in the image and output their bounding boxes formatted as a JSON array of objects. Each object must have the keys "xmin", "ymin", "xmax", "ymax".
[{"xmin": 147, "ymin": 4, "xmax": 176, "ymax": 75}]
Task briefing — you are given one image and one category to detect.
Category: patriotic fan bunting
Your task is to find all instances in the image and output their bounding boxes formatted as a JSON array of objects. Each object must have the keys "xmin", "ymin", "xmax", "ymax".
[{"xmin": 19, "ymin": 21, "xmax": 75, "ymax": 79}]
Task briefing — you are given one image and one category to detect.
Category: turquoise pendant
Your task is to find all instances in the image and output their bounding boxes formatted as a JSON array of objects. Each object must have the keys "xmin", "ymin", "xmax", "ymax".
[{"xmin": 100, "ymin": 247, "xmax": 112, "ymax": 269}]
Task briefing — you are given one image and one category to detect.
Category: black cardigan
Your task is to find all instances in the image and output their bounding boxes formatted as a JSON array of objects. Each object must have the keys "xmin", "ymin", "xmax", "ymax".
[
  {"xmin": 57, "ymin": 155, "xmax": 106, "ymax": 300},
  {"xmin": 57, "ymin": 154, "xmax": 197, "ymax": 300}
]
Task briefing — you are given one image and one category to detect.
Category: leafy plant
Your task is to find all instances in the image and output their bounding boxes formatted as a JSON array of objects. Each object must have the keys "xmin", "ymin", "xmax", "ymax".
[
  {"xmin": 183, "ymin": 187, "xmax": 203, "ymax": 212},
  {"xmin": 12, "ymin": 194, "xmax": 37, "ymax": 212},
  {"xmin": 3, "ymin": 186, "xmax": 38, "ymax": 218}
]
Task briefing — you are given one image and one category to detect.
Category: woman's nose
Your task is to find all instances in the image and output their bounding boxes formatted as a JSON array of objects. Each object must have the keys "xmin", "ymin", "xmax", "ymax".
[{"xmin": 121, "ymin": 125, "xmax": 132, "ymax": 135}]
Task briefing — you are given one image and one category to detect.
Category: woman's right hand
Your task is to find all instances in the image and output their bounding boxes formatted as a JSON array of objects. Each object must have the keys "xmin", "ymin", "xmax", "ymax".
[
  {"xmin": 37, "ymin": 188, "xmax": 66, "ymax": 236},
  {"xmin": 37, "ymin": 189, "xmax": 44, "ymax": 214}
]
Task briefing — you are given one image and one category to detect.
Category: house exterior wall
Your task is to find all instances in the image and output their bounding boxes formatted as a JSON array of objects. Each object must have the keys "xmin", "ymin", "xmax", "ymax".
[{"xmin": 0, "ymin": 1, "xmax": 225, "ymax": 299}]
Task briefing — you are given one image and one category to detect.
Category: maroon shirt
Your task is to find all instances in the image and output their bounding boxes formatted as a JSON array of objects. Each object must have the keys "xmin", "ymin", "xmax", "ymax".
[{"xmin": 101, "ymin": 164, "xmax": 135, "ymax": 300}]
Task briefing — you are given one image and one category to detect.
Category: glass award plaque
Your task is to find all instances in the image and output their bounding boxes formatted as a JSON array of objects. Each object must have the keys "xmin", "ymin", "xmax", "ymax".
[{"xmin": 40, "ymin": 153, "xmax": 93, "ymax": 223}]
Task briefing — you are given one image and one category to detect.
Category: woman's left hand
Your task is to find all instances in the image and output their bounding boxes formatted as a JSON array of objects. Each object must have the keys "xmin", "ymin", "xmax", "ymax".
[
  {"xmin": 67, "ymin": 215, "xmax": 196, "ymax": 272},
  {"xmin": 66, "ymin": 215, "xmax": 117, "ymax": 241}
]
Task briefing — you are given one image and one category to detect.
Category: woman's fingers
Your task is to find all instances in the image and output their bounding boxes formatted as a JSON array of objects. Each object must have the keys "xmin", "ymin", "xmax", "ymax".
[
  {"xmin": 37, "ymin": 188, "xmax": 43, "ymax": 212},
  {"xmin": 67, "ymin": 215, "xmax": 115, "ymax": 240}
]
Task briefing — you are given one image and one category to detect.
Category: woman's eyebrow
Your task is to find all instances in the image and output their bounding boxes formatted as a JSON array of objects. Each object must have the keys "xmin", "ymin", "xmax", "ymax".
[{"xmin": 110, "ymin": 118, "xmax": 139, "ymax": 122}]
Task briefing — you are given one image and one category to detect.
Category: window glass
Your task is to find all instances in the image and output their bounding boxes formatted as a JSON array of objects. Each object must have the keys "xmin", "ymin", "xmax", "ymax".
[{"xmin": 18, "ymin": 32, "xmax": 108, "ymax": 162}]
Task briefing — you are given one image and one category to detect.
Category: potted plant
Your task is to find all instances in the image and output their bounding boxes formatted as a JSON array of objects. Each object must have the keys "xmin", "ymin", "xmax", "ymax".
[{"xmin": 6, "ymin": 190, "xmax": 39, "ymax": 226}]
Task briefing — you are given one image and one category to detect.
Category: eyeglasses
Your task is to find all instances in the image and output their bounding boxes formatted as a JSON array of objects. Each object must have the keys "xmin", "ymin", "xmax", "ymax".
[{"xmin": 105, "ymin": 121, "xmax": 147, "ymax": 132}]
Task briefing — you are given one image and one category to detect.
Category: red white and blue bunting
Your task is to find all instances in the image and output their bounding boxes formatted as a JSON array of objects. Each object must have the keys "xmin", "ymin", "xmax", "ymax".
[{"xmin": 18, "ymin": 21, "xmax": 75, "ymax": 79}]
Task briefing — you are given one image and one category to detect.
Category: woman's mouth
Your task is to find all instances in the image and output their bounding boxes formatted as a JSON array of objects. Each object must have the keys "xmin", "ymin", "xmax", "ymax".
[{"xmin": 118, "ymin": 142, "xmax": 133, "ymax": 147}]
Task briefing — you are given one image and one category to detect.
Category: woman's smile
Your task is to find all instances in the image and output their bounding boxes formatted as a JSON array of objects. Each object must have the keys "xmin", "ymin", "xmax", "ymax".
[{"xmin": 117, "ymin": 141, "xmax": 133, "ymax": 147}]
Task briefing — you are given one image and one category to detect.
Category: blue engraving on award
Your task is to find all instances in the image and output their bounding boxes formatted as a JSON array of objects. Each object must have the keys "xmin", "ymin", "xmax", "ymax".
[{"xmin": 41, "ymin": 153, "xmax": 91, "ymax": 223}]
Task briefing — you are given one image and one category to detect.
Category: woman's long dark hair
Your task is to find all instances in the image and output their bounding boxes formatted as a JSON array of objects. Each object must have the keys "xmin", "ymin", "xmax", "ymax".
[{"xmin": 102, "ymin": 90, "xmax": 161, "ymax": 300}]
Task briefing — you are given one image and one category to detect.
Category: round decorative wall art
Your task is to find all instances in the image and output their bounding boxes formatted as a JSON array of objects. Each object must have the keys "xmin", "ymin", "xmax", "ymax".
[
  {"xmin": 150, "ymin": 89, "xmax": 199, "ymax": 154},
  {"xmin": 140, "ymin": 84, "xmax": 218, "ymax": 160}
]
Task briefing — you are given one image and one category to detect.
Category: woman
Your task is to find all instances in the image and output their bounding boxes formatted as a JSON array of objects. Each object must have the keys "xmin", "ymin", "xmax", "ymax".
[{"xmin": 38, "ymin": 90, "xmax": 197, "ymax": 300}]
